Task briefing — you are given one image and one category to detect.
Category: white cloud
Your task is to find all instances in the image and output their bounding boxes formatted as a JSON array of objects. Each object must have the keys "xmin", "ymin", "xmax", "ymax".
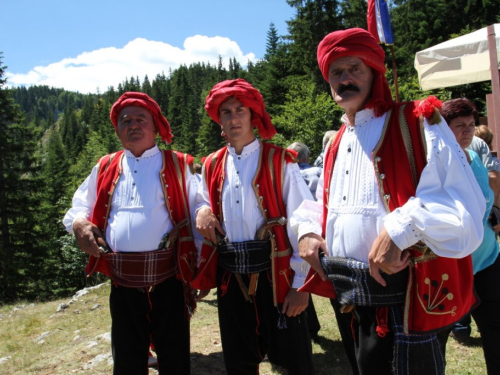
[{"xmin": 6, "ymin": 36, "xmax": 256, "ymax": 94}]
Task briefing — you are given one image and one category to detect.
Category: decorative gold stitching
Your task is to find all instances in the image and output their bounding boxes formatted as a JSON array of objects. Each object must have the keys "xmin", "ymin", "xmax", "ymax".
[
  {"xmin": 272, "ymin": 248, "xmax": 292, "ymax": 257},
  {"xmin": 398, "ymin": 105, "xmax": 419, "ymax": 188},
  {"xmin": 372, "ymin": 109, "xmax": 392, "ymax": 213},
  {"xmin": 416, "ymin": 274, "xmax": 456, "ymax": 316},
  {"xmin": 279, "ymin": 269, "xmax": 291, "ymax": 288}
]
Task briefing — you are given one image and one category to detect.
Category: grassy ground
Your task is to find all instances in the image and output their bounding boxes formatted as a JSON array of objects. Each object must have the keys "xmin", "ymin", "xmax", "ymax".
[{"xmin": 0, "ymin": 283, "xmax": 487, "ymax": 374}]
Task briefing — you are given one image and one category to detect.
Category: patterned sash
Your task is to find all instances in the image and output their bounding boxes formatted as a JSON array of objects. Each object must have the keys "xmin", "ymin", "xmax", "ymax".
[
  {"xmin": 322, "ymin": 256, "xmax": 444, "ymax": 374},
  {"xmin": 103, "ymin": 247, "xmax": 177, "ymax": 288},
  {"xmin": 218, "ymin": 240, "xmax": 272, "ymax": 274},
  {"xmin": 321, "ymin": 256, "xmax": 408, "ymax": 306}
]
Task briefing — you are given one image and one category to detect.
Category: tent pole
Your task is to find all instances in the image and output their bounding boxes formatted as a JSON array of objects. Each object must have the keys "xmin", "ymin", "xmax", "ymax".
[
  {"xmin": 487, "ymin": 25, "xmax": 500, "ymax": 153},
  {"xmin": 389, "ymin": 45, "xmax": 400, "ymax": 102}
]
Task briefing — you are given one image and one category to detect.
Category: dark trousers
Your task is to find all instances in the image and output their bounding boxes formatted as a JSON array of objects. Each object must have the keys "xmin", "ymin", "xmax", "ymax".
[
  {"xmin": 110, "ymin": 277, "xmax": 190, "ymax": 375},
  {"xmin": 306, "ymin": 294, "xmax": 321, "ymax": 339},
  {"xmin": 331, "ymin": 299, "xmax": 392, "ymax": 375},
  {"xmin": 437, "ymin": 254, "xmax": 500, "ymax": 374},
  {"xmin": 217, "ymin": 267, "xmax": 315, "ymax": 375}
]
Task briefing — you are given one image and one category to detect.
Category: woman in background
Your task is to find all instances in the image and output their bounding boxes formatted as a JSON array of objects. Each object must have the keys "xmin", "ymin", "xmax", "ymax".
[{"xmin": 437, "ymin": 98, "xmax": 500, "ymax": 374}]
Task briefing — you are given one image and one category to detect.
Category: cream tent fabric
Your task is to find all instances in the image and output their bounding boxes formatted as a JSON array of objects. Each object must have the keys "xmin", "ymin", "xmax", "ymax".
[{"xmin": 415, "ymin": 24, "xmax": 500, "ymax": 90}]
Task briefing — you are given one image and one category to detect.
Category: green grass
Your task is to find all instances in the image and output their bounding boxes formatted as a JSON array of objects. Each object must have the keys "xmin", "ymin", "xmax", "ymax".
[{"xmin": 0, "ymin": 283, "xmax": 487, "ymax": 374}]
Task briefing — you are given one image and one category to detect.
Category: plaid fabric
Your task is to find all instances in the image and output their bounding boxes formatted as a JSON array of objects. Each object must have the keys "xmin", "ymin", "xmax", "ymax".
[
  {"xmin": 390, "ymin": 305, "xmax": 445, "ymax": 375},
  {"xmin": 218, "ymin": 240, "xmax": 272, "ymax": 274},
  {"xmin": 320, "ymin": 256, "xmax": 407, "ymax": 306},
  {"xmin": 103, "ymin": 247, "xmax": 177, "ymax": 288}
]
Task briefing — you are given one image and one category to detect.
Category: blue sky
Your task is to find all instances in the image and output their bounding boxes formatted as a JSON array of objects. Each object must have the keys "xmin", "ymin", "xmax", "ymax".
[{"xmin": 1, "ymin": 0, "xmax": 296, "ymax": 93}]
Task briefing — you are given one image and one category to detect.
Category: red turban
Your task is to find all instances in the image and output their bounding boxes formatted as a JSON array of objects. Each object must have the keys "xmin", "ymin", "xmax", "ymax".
[
  {"xmin": 317, "ymin": 28, "xmax": 394, "ymax": 117},
  {"xmin": 110, "ymin": 92, "xmax": 173, "ymax": 144},
  {"xmin": 205, "ymin": 79, "xmax": 277, "ymax": 140}
]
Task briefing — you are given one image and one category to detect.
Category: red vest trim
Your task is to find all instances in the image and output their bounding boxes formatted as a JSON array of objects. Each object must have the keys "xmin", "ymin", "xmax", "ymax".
[
  {"xmin": 191, "ymin": 142, "xmax": 295, "ymax": 306},
  {"xmin": 85, "ymin": 149, "xmax": 197, "ymax": 285},
  {"xmin": 302, "ymin": 103, "xmax": 477, "ymax": 334}
]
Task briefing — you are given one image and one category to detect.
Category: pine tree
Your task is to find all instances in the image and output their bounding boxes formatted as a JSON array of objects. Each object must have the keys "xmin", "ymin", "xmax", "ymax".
[
  {"xmin": 285, "ymin": 0, "xmax": 343, "ymax": 86},
  {"xmin": 264, "ymin": 23, "xmax": 280, "ymax": 62},
  {"xmin": 0, "ymin": 54, "xmax": 43, "ymax": 301}
]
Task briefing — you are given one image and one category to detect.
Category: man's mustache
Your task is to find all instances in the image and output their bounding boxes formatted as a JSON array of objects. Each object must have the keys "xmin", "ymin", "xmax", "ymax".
[{"xmin": 337, "ymin": 84, "xmax": 360, "ymax": 94}]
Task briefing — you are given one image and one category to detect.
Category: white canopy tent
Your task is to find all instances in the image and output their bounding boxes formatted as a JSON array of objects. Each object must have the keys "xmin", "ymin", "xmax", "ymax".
[
  {"xmin": 414, "ymin": 24, "xmax": 500, "ymax": 152},
  {"xmin": 414, "ymin": 24, "xmax": 500, "ymax": 91}
]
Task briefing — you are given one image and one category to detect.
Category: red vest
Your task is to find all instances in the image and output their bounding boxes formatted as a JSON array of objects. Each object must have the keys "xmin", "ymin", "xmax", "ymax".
[
  {"xmin": 191, "ymin": 142, "xmax": 296, "ymax": 306},
  {"xmin": 301, "ymin": 102, "xmax": 477, "ymax": 334},
  {"xmin": 85, "ymin": 149, "xmax": 197, "ymax": 285}
]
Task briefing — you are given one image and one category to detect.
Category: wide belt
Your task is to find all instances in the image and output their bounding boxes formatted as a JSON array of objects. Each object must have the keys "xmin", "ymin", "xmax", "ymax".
[
  {"xmin": 321, "ymin": 256, "xmax": 408, "ymax": 307},
  {"xmin": 103, "ymin": 247, "xmax": 177, "ymax": 288},
  {"xmin": 218, "ymin": 239, "xmax": 272, "ymax": 274},
  {"xmin": 218, "ymin": 239, "xmax": 272, "ymax": 302}
]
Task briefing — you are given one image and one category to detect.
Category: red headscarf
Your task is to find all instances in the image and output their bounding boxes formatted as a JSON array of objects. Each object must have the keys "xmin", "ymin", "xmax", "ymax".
[
  {"xmin": 110, "ymin": 92, "xmax": 173, "ymax": 144},
  {"xmin": 317, "ymin": 28, "xmax": 394, "ymax": 117},
  {"xmin": 205, "ymin": 79, "xmax": 277, "ymax": 140}
]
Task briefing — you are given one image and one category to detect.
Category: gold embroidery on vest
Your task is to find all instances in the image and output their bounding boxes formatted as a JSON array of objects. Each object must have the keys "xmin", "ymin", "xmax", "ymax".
[
  {"xmin": 398, "ymin": 105, "xmax": 419, "ymax": 188},
  {"xmin": 416, "ymin": 274, "xmax": 457, "ymax": 316},
  {"xmin": 279, "ymin": 269, "xmax": 292, "ymax": 288},
  {"xmin": 103, "ymin": 153, "xmax": 124, "ymax": 232},
  {"xmin": 372, "ymin": 109, "xmax": 393, "ymax": 213}
]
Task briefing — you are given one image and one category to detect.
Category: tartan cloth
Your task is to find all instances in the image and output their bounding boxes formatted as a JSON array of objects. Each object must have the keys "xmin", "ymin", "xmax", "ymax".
[
  {"xmin": 103, "ymin": 247, "xmax": 177, "ymax": 288},
  {"xmin": 320, "ymin": 256, "xmax": 408, "ymax": 306},
  {"xmin": 218, "ymin": 240, "xmax": 272, "ymax": 274},
  {"xmin": 322, "ymin": 256, "xmax": 444, "ymax": 374},
  {"xmin": 390, "ymin": 305, "xmax": 445, "ymax": 375}
]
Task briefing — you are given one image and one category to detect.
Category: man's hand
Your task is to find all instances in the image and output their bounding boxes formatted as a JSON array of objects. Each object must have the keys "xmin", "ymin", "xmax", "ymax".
[
  {"xmin": 72, "ymin": 217, "xmax": 105, "ymax": 257},
  {"xmin": 282, "ymin": 289, "xmax": 309, "ymax": 317},
  {"xmin": 298, "ymin": 233, "xmax": 328, "ymax": 281},
  {"xmin": 196, "ymin": 206, "xmax": 224, "ymax": 244},
  {"xmin": 368, "ymin": 227, "xmax": 410, "ymax": 286},
  {"xmin": 193, "ymin": 288, "xmax": 211, "ymax": 302}
]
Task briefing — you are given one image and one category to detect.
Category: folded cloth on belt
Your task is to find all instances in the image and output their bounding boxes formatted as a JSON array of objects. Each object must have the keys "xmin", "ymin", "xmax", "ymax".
[
  {"xmin": 320, "ymin": 256, "xmax": 408, "ymax": 306},
  {"xmin": 218, "ymin": 240, "xmax": 272, "ymax": 274},
  {"xmin": 103, "ymin": 247, "xmax": 177, "ymax": 288}
]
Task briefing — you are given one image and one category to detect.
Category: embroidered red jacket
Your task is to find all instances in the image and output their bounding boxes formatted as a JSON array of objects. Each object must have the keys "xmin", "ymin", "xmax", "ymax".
[
  {"xmin": 300, "ymin": 102, "xmax": 477, "ymax": 334},
  {"xmin": 191, "ymin": 142, "xmax": 296, "ymax": 306},
  {"xmin": 84, "ymin": 149, "xmax": 197, "ymax": 285}
]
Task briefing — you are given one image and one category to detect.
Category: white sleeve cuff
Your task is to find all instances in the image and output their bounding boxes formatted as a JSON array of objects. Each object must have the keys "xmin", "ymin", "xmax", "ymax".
[
  {"xmin": 383, "ymin": 205, "xmax": 422, "ymax": 251},
  {"xmin": 292, "ymin": 274, "xmax": 306, "ymax": 289}
]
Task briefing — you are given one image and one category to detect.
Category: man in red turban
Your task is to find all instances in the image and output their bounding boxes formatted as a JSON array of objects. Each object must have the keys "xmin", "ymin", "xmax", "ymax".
[
  {"xmin": 63, "ymin": 92, "xmax": 201, "ymax": 374},
  {"xmin": 110, "ymin": 91, "xmax": 173, "ymax": 144},
  {"xmin": 193, "ymin": 79, "xmax": 315, "ymax": 374},
  {"xmin": 205, "ymin": 78, "xmax": 277, "ymax": 140},
  {"xmin": 292, "ymin": 28, "xmax": 485, "ymax": 374}
]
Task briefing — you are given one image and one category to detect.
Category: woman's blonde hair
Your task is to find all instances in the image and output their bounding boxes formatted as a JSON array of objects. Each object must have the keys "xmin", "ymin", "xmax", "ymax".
[{"xmin": 475, "ymin": 124, "xmax": 494, "ymax": 150}]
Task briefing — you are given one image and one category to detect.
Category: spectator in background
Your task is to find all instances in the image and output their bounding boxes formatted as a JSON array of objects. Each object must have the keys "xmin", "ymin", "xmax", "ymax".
[
  {"xmin": 436, "ymin": 98, "xmax": 500, "ymax": 374},
  {"xmin": 472, "ymin": 125, "xmax": 500, "ymax": 204},
  {"xmin": 288, "ymin": 142, "xmax": 322, "ymax": 199},
  {"xmin": 313, "ymin": 130, "xmax": 338, "ymax": 168},
  {"xmin": 193, "ymin": 163, "xmax": 202, "ymax": 181},
  {"xmin": 287, "ymin": 142, "xmax": 323, "ymax": 341},
  {"xmin": 450, "ymin": 126, "xmax": 500, "ymax": 346}
]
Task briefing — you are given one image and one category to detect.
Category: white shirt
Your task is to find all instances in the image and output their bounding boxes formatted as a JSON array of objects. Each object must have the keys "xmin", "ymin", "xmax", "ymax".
[
  {"xmin": 63, "ymin": 145, "xmax": 202, "ymax": 252},
  {"xmin": 291, "ymin": 108, "xmax": 486, "ymax": 262},
  {"xmin": 195, "ymin": 139, "xmax": 313, "ymax": 288}
]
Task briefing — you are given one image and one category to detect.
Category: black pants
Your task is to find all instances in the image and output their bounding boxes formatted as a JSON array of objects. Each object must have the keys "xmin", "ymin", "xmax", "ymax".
[
  {"xmin": 437, "ymin": 254, "xmax": 500, "ymax": 374},
  {"xmin": 217, "ymin": 267, "xmax": 315, "ymax": 375},
  {"xmin": 331, "ymin": 299, "xmax": 393, "ymax": 375},
  {"xmin": 110, "ymin": 277, "xmax": 190, "ymax": 375},
  {"xmin": 306, "ymin": 294, "xmax": 321, "ymax": 339}
]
